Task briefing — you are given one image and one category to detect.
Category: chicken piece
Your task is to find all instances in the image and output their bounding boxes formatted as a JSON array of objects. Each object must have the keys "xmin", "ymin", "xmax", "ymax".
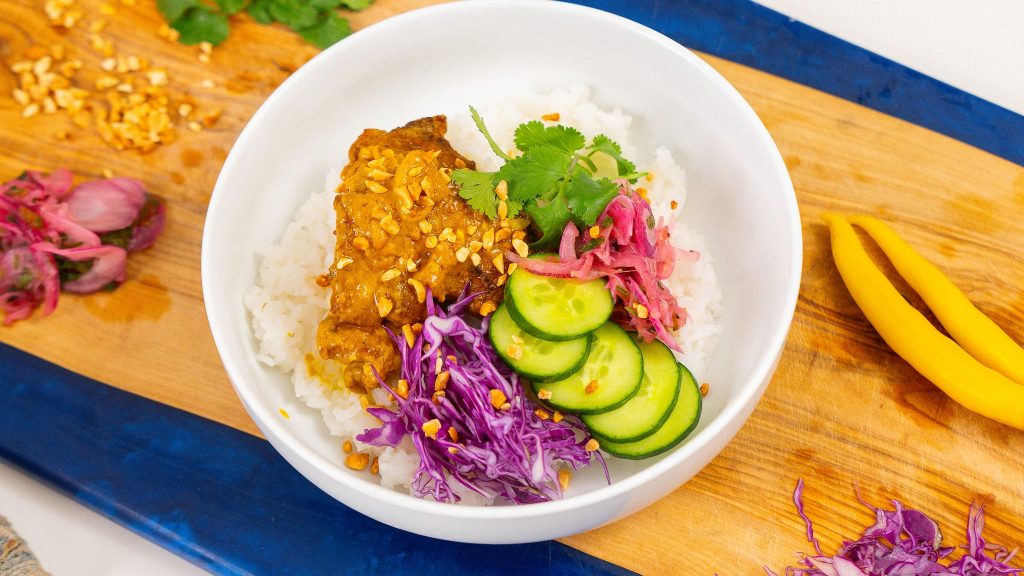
[{"xmin": 316, "ymin": 116, "xmax": 517, "ymax": 389}]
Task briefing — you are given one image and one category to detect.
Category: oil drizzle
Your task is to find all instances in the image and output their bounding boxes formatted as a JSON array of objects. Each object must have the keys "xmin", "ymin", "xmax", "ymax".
[{"xmin": 82, "ymin": 274, "xmax": 171, "ymax": 322}]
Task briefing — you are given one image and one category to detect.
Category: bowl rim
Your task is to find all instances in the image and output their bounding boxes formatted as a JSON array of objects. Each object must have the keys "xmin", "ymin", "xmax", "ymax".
[{"xmin": 202, "ymin": 0, "xmax": 802, "ymax": 520}]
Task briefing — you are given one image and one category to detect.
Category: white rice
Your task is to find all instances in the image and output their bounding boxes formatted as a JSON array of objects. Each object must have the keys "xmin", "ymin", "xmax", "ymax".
[{"xmin": 244, "ymin": 87, "xmax": 722, "ymax": 500}]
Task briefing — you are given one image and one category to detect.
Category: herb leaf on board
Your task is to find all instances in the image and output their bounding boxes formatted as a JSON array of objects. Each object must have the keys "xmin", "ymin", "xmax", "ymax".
[
  {"xmin": 171, "ymin": 7, "xmax": 230, "ymax": 45},
  {"xmin": 156, "ymin": 0, "xmax": 374, "ymax": 48},
  {"xmin": 297, "ymin": 11, "xmax": 353, "ymax": 49}
]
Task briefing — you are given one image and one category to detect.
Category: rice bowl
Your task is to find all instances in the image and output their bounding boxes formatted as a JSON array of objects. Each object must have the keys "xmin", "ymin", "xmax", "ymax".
[
  {"xmin": 203, "ymin": 0, "xmax": 800, "ymax": 543},
  {"xmin": 243, "ymin": 86, "xmax": 723, "ymax": 502}
]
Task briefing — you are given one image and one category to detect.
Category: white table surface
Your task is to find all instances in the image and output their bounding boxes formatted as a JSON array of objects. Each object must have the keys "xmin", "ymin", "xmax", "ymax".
[{"xmin": 3, "ymin": 2, "xmax": 1022, "ymax": 574}]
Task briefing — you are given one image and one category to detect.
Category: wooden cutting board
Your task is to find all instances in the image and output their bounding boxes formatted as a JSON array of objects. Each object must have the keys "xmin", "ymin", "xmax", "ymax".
[{"xmin": 1, "ymin": 1, "xmax": 1022, "ymax": 573}]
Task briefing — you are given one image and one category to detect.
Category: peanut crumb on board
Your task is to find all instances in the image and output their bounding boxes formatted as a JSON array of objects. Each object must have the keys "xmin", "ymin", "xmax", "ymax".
[{"xmin": 12, "ymin": 6, "xmax": 222, "ymax": 152}]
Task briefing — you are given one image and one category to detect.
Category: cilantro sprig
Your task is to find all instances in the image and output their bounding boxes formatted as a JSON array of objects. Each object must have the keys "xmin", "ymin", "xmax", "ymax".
[
  {"xmin": 452, "ymin": 107, "xmax": 642, "ymax": 248},
  {"xmin": 157, "ymin": 0, "xmax": 371, "ymax": 49}
]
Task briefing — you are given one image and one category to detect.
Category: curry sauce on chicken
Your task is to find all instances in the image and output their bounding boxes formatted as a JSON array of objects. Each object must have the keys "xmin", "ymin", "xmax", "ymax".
[{"xmin": 316, "ymin": 116, "xmax": 523, "ymax": 388}]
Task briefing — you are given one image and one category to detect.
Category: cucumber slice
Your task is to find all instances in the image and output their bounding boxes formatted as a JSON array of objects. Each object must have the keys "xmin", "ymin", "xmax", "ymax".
[
  {"xmin": 533, "ymin": 322, "xmax": 643, "ymax": 414},
  {"xmin": 505, "ymin": 262, "xmax": 613, "ymax": 341},
  {"xmin": 581, "ymin": 339, "xmax": 680, "ymax": 442},
  {"xmin": 596, "ymin": 362, "xmax": 702, "ymax": 459},
  {"xmin": 489, "ymin": 303, "xmax": 592, "ymax": 382}
]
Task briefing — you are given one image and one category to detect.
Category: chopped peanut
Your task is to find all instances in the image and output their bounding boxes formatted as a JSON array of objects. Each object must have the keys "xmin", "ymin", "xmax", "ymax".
[
  {"xmin": 408, "ymin": 278, "xmax": 426, "ymax": 303},
  {"xmin": 345, "ymin": 453, "xmax": 370, "ymax": 470},
  {"xmin": 511, "ymin": 238, "xmax": 529, "ymax": 258},
  {"xmin": 478, "ymin": 301, "xmax": 497, "ymax": 316},
  {"xmin": 506, "ymin": 343, "xmax": 524, "ymax": 360},
  {"xmin": 421, "ymin": 419, "xmax": 441, "ymax": 439},
  {"xmin": 376, "ymin": 295, "xmax": 393, "ymax": 318},
  {"xmin": 489, "ymin": 389, "xmax": 507, "ymax": 409},
  {"xmin": 558, "ymin": 468, "xmax": 571, "ymax": 490},
  {"xmin": 434, "ymin": 371, "xmax": 450, "ymax": 391}
]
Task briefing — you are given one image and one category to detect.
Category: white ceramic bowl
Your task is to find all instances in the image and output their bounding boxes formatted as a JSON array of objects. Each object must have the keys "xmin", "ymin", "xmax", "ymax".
[{"xmin": 203, "ymin": 0, "xmax": 801, "ymax": 544}]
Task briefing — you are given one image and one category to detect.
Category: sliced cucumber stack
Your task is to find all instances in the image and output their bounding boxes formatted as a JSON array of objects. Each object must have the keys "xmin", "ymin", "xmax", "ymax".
[
  {"xmin": 505, "ymin": 262, "xmax": 613, "ymax": 341},
  {"xmin": 581, "ymin": 339, "xmax": 680, "ymax": 442},
  {"xmin": 532, "ymin": 322, "xmax": 643, "ymax": 414},
  {"xmin": 485, "ymin": 259, "xmax": 703, "ymax": 461},
  {"xmin": 597, "ymin": 362, "xmax": 702, "ymax": 460},
  {"xmin": 489, "ymin": 303, "xmax": 592, "ymax": 382}
]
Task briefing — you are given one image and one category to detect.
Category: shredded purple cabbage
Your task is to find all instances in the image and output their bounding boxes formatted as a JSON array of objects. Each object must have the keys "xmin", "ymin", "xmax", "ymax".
[
  {"xmin": 356, "ymin": 288, "xmax": 609, "ymax": 504},
  {"xmin": 767, "ymin": 480, "xmax": 1020, "ymax": 576}
]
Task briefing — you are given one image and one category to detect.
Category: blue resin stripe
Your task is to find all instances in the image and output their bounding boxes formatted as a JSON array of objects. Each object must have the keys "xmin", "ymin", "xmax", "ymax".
[
  {"xmin": 0, "ymin": 343, "xmax": 636, "ymax": 576},
  {"xmin": 571, "ymin": 0, "xmax": 1024, "ymax": 167}
]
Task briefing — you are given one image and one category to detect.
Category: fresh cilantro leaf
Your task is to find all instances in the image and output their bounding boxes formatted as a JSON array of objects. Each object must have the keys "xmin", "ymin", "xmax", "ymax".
[
  {"xmin": 587, "ymin": 134, "xmax": 638, "ymax": 180},
  {"xmin": 496, "ymin": 146, "xmax": 570, "ymax": 204},
  {"xmin": 469, "ymin": 106, "xmax": 512, "ymax": 162},
  {"xmin": 172, "ymin": 6, "xmax": 230, "ymax": 45},
  {"xmin": 514, "ymin": 121, "xmax": 585, "ymax": 155},
  {"xmin": 564, "ymin": 171, "xmax": 619, "ymax": 226},
  {"xmin": 297, "ymin": 12, "xmax": 352, "ymax": 49},
  {"xmin": 214, "ymin": 0, "xmax": 247, "ymax": 15},
  {"xmin": 157, "ymin": 0, "xmax": 201, "ymax": 23},
  {"xmin": 452, "ymin": 169, "xmax": 499, "ymax": 219},
  {"xmin": 307, "ymin": 0, "xmax": 344, "ymax": 9},
  {"xmin": 339, "ymin": 0, "xmax": 373, "ymax": 9},
  {"xmin": 525, "ymin": 195, "xmax": 573, "ymax": 249},
  {"xmin": 247, "ymin": 0, "xmax": 274, "ymax": 23},
  {"xmin": 268, "ymin": 0, "xmax": 319, "ymax": 30}
]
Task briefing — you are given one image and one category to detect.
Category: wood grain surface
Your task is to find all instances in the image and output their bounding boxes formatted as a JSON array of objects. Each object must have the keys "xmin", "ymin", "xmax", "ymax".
[{"xmin": 2, "ymin": 1, "xmax": 1022, "ymax": 574}]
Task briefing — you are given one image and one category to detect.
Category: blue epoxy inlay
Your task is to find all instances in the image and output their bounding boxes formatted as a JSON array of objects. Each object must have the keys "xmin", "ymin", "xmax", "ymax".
[
  {"xmin": 570, "ymin": 0, "xmax": 1024, "ymax": 167},
  {"xmin": 0, "ymin": 344, "xmax": 637, "ymax": 576}
]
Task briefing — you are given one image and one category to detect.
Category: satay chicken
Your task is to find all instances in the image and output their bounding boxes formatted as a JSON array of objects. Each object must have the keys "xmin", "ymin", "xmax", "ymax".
[{"xmin": 316, "ymin": 116, "xmax": 519, "ymax": 388}]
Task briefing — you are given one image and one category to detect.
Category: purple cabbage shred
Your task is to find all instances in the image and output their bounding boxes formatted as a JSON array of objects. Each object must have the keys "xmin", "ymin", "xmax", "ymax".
[
  {"xmin": 767, "ymin": 480, "xmax": 1020, "ymax": 576},
  {"xmin": 356, "ymin": 287, "xmax": 609, "ymax": 504}
]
